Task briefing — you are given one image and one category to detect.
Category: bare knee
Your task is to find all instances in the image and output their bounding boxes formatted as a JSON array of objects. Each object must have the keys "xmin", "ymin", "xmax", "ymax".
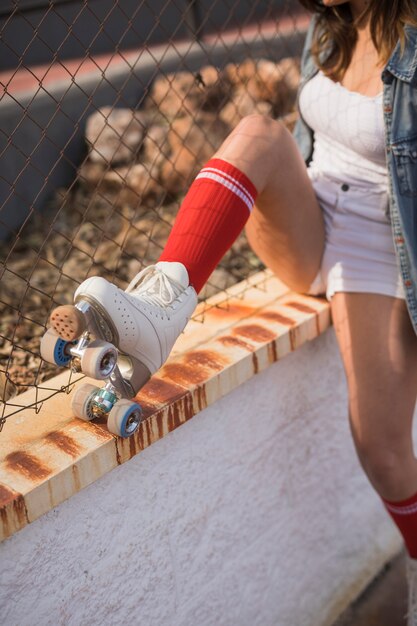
[
  {"xmin": 231, "ymin": 115, "xmax": 289, "ymax": 156},
  {"xmin": 235, "ymin": 113, "xmax": 285, "ymax": 137},
  {"xmin": 214, "ymin": 115, "xmax": 289, "ymax": 191}
]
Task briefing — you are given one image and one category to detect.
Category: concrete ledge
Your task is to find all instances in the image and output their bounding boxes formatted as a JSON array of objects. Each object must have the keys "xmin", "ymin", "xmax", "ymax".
[
  {"xmin": 0, "ymin": 270, "xmax": 331, "ymax": 542},
  {"xmin": 0, "ymin": 292, "xmax": 403, "ymax": 626}
]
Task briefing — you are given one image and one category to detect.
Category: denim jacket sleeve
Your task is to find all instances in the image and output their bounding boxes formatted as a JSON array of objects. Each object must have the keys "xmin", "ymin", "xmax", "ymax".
[{"xmin": 381, "ymin": 25, "xmax": 417, "ymax": 330}]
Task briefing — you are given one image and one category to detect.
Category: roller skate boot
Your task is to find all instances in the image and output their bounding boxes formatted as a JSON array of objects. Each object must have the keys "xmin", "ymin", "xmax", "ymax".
[{"xmin": 40, "ymin": 262, "xmax": 197, "ymax": 437}]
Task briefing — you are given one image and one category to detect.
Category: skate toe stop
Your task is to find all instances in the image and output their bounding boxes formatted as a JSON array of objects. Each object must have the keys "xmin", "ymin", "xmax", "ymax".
[{"xmin": 50, "ymin": 305, "xmax": 86, "ymax": 340}]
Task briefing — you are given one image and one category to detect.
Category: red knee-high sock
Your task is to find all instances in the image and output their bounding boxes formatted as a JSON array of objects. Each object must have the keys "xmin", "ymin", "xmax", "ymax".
[
  {"xmin": 158, "ymin": 158, "xmax": 258, "ymax": 293},
  {"xmin": 382, "ymin": 491, "xmax": 417, "ymax": 558}
]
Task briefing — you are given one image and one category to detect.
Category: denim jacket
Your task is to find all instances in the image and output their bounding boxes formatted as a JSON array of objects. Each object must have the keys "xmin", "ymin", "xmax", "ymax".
[{"xmin": 293, "ymin": 16, "xmax": 417, "ymax": 333}]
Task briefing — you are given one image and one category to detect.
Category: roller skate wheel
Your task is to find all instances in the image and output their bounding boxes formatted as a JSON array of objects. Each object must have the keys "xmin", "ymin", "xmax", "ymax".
[
  {"xmin": 107, "ymin": 399, "xmax": 143, "ymax": 438},
  {"xmin": 80, "ymin": 340, "xmax": 118, "ymax": 380},
  {"xmin": 71, "ymin": 383, "xmax": 100, "ymax": 421},
  {"xmin": 50, "ymin": 305, "xmax": 86, "ymax": 341},
  {"xmin": 40, "ymin": 328, "xmax": 73, "ymax": 366}
]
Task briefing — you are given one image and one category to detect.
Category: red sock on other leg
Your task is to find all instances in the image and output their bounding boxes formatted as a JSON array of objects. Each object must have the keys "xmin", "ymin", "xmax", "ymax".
[
  {"xmin": 159, "ymin": 158, "xmax": 258, "ymax": 293},
  {"xmin": 383, "ymin": 490, "xmax": 417, "ymax": 557}
]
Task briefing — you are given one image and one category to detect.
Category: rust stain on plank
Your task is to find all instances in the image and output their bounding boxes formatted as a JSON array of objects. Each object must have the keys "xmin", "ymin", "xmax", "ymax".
[
  {"xmin": 163, "ymin": 350, "xmax": 229, "ymax": 386},
  {"xmin": 119, "ymin": 391, "xmax": 197, "ymax": 462},
  {"xmin": 134, "ymin": 418, "xmax": 152, "ymax": 453},
  {"xmin": 267, "ymin": 341, "xmax": 278, "ymax": 363},
  {"xmin": 140, "ymin": 377, "xmax": 187, "ymax": 406},
  {"xmin": 69, "ymin": 418, "xmax": 113, "ymax": 441},
  {"xmin": 45, "ymin": 431, "xmax": 82, "ymax": 458},
  {"xmin": 0, "ymin": 483, "xmax": 28, "ymax": 538},
  {"xmin": 234, "ymin": 324, "xmax": 276, "ymax": 343},
  {"xmin": 167, "ymin": 393, "xmax": 194, "ymax": 431},
  {"xmin": 184, "ymin": 350, "xmax": 228, "ymax": 370},
  {"xmin": 285, "ymin": 301, "xmax": 317, "ymax": 314},
  {"xmin": 285, "ymin": 300, "xmax": 323, "ymax": 337},
  {"xmin": 259, "ymin": 310, "xmax": 296, "ymax": 326},
  {"xmin": 217, "ymin": 335, "xmax": 254, "ymax": 352},
  {"xmin": 155, "ymin": 411, "xmax": 165, "ymax": 439},
  {"xmin": 195, "ymin": 384, "xmax": 208, "ymax": 411},
  {"xmin": 72, "ymin": 465, "xmax": 81, "ymax": 492},
  {"xmin": 128, "ymin": 429, "xmax": 140, "ymax": 458},
  {"xmin": 6, "ymin": 451, "xmax": 52, "ymax": 481},
  {"xmin": 160, "ymin": 362, "xmax": 205, "ymax": 386}
]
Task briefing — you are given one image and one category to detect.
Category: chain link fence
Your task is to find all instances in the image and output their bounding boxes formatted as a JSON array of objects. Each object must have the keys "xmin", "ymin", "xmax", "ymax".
[{"xmin": 0, "ymin": 0, "xmax": 309, "ymax": 427}]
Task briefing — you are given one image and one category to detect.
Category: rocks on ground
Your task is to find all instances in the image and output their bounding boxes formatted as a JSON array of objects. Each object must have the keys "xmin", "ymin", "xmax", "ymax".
[{"xmin": 0, "ymin": 55, "xmax": 300, "ymax": 394}]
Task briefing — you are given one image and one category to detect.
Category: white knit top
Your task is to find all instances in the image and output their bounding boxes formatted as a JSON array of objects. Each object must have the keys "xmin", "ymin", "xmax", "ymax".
[{"xmin": 299, "ymin": 70, "xmax": 388, "ymax": 191}]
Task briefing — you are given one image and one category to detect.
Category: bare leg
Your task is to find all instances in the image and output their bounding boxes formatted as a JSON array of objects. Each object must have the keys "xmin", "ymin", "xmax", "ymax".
[
  {"xmin": 214, "ymin": 114, "xmax": 325, "ymax": 292},
  {"xmin": 331, "ymin": 292, "xmax": 417, "ymax": 501}
]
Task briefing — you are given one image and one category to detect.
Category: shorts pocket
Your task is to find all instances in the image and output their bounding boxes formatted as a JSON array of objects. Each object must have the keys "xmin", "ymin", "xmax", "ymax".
[
  {"xmin": 311, "ymin": 179, "xmax": 339, "ymax": 236},
  {"xmin": 392, "ymin": 140, "xmax": 417, "ymax": 197}
]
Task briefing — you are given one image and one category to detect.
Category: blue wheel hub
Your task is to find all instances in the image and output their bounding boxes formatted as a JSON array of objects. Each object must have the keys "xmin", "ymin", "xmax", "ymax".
[{"xmin": 53, "ymin": 338, "xmax": 73, "ymax": 366}]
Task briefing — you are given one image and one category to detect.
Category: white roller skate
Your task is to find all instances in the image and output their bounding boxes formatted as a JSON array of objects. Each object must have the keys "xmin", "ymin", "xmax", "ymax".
[{"xmin": 40, "ymin": 262, "xmax": 197, "ymax": 437}]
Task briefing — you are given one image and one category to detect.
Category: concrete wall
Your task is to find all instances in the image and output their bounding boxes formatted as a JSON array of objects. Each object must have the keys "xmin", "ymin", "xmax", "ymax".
[
  {"xmin": 0, "ymin": 329, "xmax": 402, "ymax": 626},
  {"xmin": 0, "ymin": 0, "xmax": 288, "ymax": 70}
]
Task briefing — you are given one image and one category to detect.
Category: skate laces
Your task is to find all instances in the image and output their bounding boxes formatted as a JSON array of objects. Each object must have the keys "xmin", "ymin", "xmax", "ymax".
[{"xmin": 126, "ymin": 266, "xmax": 183, "ymax": 308}]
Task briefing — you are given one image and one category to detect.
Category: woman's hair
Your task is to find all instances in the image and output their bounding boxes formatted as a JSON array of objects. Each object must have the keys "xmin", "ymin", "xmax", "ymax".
[{"xmin": 298, "ymin": 0, "xmax": 417, "ymax": 80}]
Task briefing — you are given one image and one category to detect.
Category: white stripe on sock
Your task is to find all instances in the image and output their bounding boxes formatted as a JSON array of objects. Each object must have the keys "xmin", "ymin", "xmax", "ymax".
[
  {"xmin": 200, "ymin": 166, "xmax": 256, "ymax": 206},
  {"xmin": 195, "ymin": 172, "xmax": 254, "ymax": 212},
  {"xmin": 385, "ymin": 501, "xmax": 417, "ymax": 515}
]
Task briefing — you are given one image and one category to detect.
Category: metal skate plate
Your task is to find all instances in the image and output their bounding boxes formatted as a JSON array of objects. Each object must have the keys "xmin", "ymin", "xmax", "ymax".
[{"xmin": 69, "ymin": 299, "xmax": 151, "ymax": 401}]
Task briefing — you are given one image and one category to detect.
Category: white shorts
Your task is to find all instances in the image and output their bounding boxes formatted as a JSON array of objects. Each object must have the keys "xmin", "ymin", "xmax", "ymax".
[{"xmin": 307, "ymin": 171, "xmax": 405, "ymax": 301}]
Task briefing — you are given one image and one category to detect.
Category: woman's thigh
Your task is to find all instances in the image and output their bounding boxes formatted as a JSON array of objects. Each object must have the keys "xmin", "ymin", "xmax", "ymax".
[
  {"xmin": 331, "ymin": 292, "xmax": 417, "ymax": 494},
  {"xmin": 214, "ymin": 115, "xmax": 325, "ymax": 292}
]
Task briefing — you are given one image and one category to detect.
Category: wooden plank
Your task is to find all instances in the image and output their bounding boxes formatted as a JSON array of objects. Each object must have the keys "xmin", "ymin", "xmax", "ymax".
[{"xmin": 0, "ymin": 271, "xmax": 331, "ymax": 541}]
